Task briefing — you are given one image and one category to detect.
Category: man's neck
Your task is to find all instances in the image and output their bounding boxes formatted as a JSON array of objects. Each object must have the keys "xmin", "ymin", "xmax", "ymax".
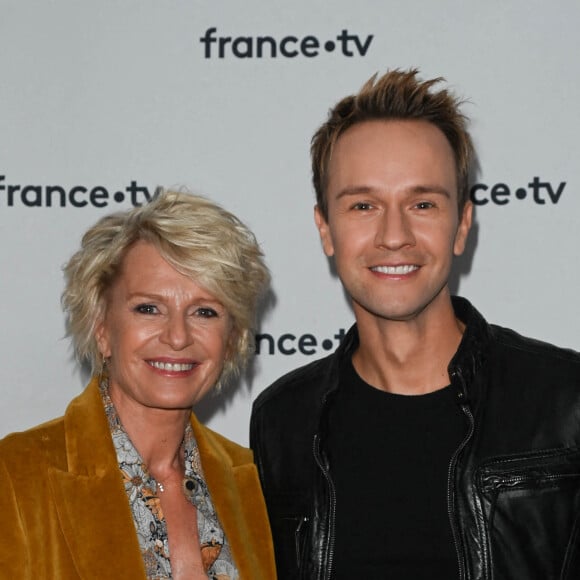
[{"xmin": 352, "ymin": 296, "xmax": 464, "ymax": 395}]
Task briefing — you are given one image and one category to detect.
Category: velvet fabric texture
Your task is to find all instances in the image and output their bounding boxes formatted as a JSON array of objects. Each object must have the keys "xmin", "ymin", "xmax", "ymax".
[{"xmin": 0, "ymin": 376, "xmax": 276, "ymax": 579}]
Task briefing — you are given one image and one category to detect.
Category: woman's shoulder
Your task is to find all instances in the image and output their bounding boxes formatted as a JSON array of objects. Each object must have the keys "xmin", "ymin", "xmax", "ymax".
[
  {"xmin": 193, "ymin": 420, "xmax": 254, "ymax": 467},
  {"xmin": 0, "ymin": 415, "xmax": 66, "ymax": 470}
]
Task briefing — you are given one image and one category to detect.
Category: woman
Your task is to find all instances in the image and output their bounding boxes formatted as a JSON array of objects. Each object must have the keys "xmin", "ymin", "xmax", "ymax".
[{"xmin": 0, "ymin": 190, "xmax": 276, "ymax": 579}]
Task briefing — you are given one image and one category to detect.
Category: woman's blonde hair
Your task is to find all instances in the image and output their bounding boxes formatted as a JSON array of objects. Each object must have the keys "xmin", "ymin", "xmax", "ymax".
[{"xmin": 62, "ymin": 189, "xmax": 270, "ymax": 386}]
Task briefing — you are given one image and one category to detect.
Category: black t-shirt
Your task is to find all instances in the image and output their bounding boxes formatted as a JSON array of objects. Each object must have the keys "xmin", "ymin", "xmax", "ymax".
[{"xmin": 327, "ymin": 357, "xmax": 466, "ymax": 579}]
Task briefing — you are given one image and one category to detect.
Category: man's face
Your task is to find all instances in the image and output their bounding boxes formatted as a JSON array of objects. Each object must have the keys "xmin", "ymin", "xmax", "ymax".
[{"xmin": 315, "ymin": 119, "xmax": 472, "ymax": 325}]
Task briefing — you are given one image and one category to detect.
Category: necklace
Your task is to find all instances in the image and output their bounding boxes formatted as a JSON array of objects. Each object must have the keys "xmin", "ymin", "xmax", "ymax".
[{"xmin": 157, "ymin": 475, "xmax": 199, "ymax": 499}]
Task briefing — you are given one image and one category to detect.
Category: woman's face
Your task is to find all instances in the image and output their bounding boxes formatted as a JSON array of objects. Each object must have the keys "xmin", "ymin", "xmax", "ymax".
[{"xmin": 96, "ymin": 241, "xmax": 233, "ymax": 415}]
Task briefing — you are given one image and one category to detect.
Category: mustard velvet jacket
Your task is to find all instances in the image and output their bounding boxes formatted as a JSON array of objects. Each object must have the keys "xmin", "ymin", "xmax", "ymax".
[{"xmin": 0, "ymin": 377, "xmax": 276, "ymax": 579}]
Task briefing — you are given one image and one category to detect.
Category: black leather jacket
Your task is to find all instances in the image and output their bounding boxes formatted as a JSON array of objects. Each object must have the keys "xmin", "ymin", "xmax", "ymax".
[{"xmin": 251, "ymin": 297, "xmax": 580, "ymax": 580}]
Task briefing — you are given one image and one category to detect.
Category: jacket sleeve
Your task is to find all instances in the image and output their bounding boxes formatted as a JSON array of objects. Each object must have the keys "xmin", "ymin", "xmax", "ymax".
[{"xmin": 0, "ymin": 455, "xmax": 31, "ymax": 577}]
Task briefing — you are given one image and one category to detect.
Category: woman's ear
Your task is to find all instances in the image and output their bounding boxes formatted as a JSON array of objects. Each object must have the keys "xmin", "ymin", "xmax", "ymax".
[{"xmin": 94, "ymin": 316, "xmax": 111, "ymax": 358}]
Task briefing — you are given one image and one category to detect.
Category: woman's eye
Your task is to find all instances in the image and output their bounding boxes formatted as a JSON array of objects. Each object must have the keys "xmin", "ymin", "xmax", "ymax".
[
  {"xmin": 197, "ymin": 307, "xmax": 218, "ymax": 318},
  {"xmin": 135, "ymin": 304, "xmax": 158, "ymax": 315}
]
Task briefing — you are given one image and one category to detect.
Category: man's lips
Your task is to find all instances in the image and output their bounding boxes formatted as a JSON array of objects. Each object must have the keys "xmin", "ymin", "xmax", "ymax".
[{"xmin": 370, "ymin": 264, "xmax": 419, "ymax": 275}]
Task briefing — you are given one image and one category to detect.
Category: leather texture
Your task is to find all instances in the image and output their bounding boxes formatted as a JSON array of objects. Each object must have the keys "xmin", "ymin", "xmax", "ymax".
[{"xmin": 251, "ymin": 297, "xmax": 580, "ymax": 580}]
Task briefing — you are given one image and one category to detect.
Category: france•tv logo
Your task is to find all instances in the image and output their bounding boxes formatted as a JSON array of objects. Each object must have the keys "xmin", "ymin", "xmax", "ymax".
[{"xmin": 200, "ymin": 27, "xmax": 374, "ymax": 59}]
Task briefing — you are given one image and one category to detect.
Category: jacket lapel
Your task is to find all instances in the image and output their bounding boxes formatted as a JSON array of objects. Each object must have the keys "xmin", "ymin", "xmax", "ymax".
[
  {"xmin": 48, "ymin": 377, "xmax": 146, "ymax": 579},
  {"xmin": 190, "ymin": 415, "xmax": 241, "ymax": 539},
  {"xmin": 191, "ymin": 415, "xmax": 275, "ymax": 579}
]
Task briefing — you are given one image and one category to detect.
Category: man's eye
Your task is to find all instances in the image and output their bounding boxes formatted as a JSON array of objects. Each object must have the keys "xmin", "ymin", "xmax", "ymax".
[
  {"xmin": 197, "ymin": 307, "xmax": 218, "ymax": 318},
  {"xmin": 135, "ymin": 304, "xmax": 157, "ymax": 315},
  {"xmin": 352, "ymin": 202, "xmax": 372, "ymax": 210},
  {"xmin": 415, "ymin": 201, "xmax": 434, "ymax": 210}
]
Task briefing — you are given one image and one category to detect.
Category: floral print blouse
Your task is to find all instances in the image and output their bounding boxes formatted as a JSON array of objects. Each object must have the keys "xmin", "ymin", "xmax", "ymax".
[{"xmin": 100, "ymin": 380, "xmax": 238, "ymax": 579}]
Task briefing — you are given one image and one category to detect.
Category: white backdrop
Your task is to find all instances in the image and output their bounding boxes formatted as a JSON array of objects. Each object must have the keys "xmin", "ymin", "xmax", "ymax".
[{"xmin": 1, "ymin": 0, "xmax": 579, "ymax": 445}]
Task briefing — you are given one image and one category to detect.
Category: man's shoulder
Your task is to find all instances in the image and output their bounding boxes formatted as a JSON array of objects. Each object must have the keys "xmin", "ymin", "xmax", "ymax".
[
  {"xmin": 456, "ymin": 296, "xmax": 580, "ymax": 374},
  {"xmin": 488, "ymin": 323, "xmax": 580, "ymax": 388},
  {"xmin": 253, "ymin": 350, "xmax": 336, "ymax": 412},
  {"xmin": 490, "ymin": 323, "xmax": 580, "ymax": 365}
]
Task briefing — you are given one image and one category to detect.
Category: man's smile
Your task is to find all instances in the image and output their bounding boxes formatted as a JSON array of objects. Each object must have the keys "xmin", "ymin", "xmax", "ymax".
[{"xmin": 370, "ymin": 264, "xmax": 419, "ymax": 275}]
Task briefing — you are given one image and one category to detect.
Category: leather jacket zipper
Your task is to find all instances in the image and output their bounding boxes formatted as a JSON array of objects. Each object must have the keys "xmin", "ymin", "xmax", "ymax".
[
  {"xmin": 480, "ymin": 464, "xmax": 580, "ymax": 554},
  {"xmin": 480, "ymin": 471, "xmax": 580, "ymax": 493},
  {"xmin": 313, "ymin": 433, "xmax": 337, "ymax": 580},
  {"xmin": 447, "ymin": 389, "xmax": 475, "ymax": 580}
]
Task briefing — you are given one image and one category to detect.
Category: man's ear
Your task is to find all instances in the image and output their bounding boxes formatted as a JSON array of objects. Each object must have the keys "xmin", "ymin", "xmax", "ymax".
[
  {"xmin": 314, "ymin": 205, "xmax": 335, "ymax": 257},
  {"xmin": 453, "ymin": 201, "xmax": 473, "ymax": 256}
]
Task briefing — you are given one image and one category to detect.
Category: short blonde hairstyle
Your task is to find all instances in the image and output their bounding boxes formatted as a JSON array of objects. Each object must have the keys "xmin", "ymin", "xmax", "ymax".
[{"xmin": 62, "ymin": 189, "xmax": 270, "ymax": 386}]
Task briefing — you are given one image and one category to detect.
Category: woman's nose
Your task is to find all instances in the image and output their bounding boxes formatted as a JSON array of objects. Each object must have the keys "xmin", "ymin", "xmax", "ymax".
[{"xmin": 159, "ymin": 313, "xmax": 193, "ymax": 350}]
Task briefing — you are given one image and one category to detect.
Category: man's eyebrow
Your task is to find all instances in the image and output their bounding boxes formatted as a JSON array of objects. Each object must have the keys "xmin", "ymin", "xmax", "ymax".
[
  {"xmin": 335, "ymin": 184, "xmax": 451, "ymax": 200},
  {"xmin": 409, "ymin": 184, "xmax": 451, "ymax": 197},
  {"xmin": 335, "ymin": 186, "xmax": 374, "ymax": 200}
]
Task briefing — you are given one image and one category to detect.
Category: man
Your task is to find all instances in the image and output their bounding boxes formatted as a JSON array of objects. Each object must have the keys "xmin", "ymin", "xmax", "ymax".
[{"xmin": 250, "ymin": 69, "xmax": 580, "ymax": 580}]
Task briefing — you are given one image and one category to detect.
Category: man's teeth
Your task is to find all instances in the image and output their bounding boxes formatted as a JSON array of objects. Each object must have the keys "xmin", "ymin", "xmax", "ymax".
[
  {"xmin": 372, "ymin": 265, "xmax": 418, "ymax": 275},
  {"xmin": 149, "ymin": 361, "xmax": 194, "ymax": 371}
]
